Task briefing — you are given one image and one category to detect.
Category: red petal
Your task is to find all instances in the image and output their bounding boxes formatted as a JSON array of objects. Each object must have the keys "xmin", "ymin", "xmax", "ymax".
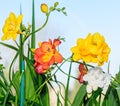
[
  {"xmin": 78, "ymin": 73, "xmax": 84, "ymax": 83},
  {"xmin": 54, "ymin": 51, "xmax": 63, "ymax": 63},
  {"xmin": 35, "ymin": 64, "xmax": 45, "ymax": 74},
  {"xmin": 53, "ymin": 39, "xmax": 61, "ymax": 47}
]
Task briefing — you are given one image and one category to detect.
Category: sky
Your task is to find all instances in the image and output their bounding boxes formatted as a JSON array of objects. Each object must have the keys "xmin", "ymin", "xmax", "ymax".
[{"xmin": 0, "ymin": 0, "xmax": 120, "ymax": 89}]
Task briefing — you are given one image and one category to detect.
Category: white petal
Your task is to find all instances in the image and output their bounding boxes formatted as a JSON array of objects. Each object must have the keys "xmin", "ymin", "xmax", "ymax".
[
  {"xmin": 92, "ymin": 85, "xmax": 98, "ymax": 91},
  {"xmin": 86, "ymin": 85, "xmax": 92, "ymax": 93}
]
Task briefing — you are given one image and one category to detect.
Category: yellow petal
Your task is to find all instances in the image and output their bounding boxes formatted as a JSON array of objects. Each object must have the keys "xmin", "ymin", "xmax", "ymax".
[{"xmin": 41, "ymin": 4, "xmax": 48, "ymax": 13}]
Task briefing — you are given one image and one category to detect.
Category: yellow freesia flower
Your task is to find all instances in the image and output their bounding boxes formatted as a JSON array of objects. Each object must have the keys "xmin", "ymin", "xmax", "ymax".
[
  {"xmin": 71, "ymin": 32, "xmax": 111, "ymax": 66},
  {"xmin": 41, "ymin": 4, "xmax": 48, "ymax": 13},
  {"xmin": 1, "ymin": 12, "xmax": 23, "ymax": 41}
]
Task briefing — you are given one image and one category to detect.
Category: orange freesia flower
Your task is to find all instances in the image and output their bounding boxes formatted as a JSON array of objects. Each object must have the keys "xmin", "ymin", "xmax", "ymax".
[
  {"xmin": 1, "ymin": 12, "xmax": 23, "ymax": 41},
  {"xmin": 34, "ymin": 39, "xmax": 63, "ymax": 74},
  {"xmin": 78, "ymin": 64, "xmax": 87, "ymax": 83}
]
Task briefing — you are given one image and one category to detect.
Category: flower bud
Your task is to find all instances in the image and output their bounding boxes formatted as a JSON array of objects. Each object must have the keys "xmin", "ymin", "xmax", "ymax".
[{"xmin": 41, "ymin": 4, "xmax": 48, "ymax": 13}]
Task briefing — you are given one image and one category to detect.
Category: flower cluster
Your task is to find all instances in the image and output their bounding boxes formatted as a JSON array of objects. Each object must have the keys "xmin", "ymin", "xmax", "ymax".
[
  {"xmin": 2, "ymin": 12, "xmax": 23, "ymax": 41},
  {"xmin": 71, "ymin": 32, "xmax": 111, "ymax": 66},
  {"xmin": 83, "ymin": 67, "xmax": 111, "ymax": 95},
  {"xmin": 34, "ymin": 39, "xmax": 63, "ymax": 74}
]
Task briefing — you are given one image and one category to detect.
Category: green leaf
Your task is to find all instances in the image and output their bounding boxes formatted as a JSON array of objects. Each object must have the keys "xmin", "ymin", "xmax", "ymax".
[
  {"xmin": 0, "ymin": 70, "xmax": 8, "ymax": 87},
  {"xmin": 102, "ymin": 86, "xmax": 120, "ymax": 106},
  {"xmin": 0, "ymin": 42, "xmax": 18, "ymax": 51},
  {"xmin": 0, "ymin": 80, "xmax": 7, "ymax": 92},
  {"xmin": 24, "ymin": 56, "xmax": 37, "ymax": 87},
  {"xmin": 116, "ymin": 86, "xmax": 120, "ymax": 103},
  {"xmin": 25, "ymin": 66, "xmax": 35, "ymax": 100},
  {"xmin": 12, "ymin": 71, "xmax": 22, "ymax": 98},
  {"xmin": 0, "ymin": 87, "xmax": 5, "ymax": 98},
  {"xmin": 72, "ymin": 84, "xmax": 86, "ymax": 106},
  {"xmin": 0, "ymin": 64, "xmax": 4, "ymax": 70},
  {"xmin": 117, "ymin": 66, "xmax": 120, "ymax": 81},
  {"xmin": 86, "ymin": 88, "xmax": 102, "ymax": 106},
  {"xmin": 40, "ymin": 83, "xmax": 50, "ymax": 106}
]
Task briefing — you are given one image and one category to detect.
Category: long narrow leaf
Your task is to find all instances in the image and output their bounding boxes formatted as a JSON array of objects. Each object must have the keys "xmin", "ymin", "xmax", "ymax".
[
  {"xmin": 72, "ymin": 84, "xmax": 86, "ymax": 106},
  {"xmin": 31, "ymin": 0, "xmax": 36, "ymax": 50},
  {"xmin": 25, "ymin": 66, "xmax": 35, "ymax": 101},
  {"xmin": 0, "ymin": 42, "xmax": 18, "ymax": 51},
  {"xmin": 65, "ymin": 61, "xmax": 72, "ymax": 106},
  {"xmin": 86, "ymin": 88, "xmax": 102, "ymax": 106},
  {"xmin": 102, "ymin": 86, "xmax": 120, "ymax": 106},
  {"xmin": 40, "ymin": 83, "xmax": 50, "ymax": 106},
  {"xmin": 116, "ymin": 86, "xmax": 120, "ymax": 102},
  {"xmin": 12, "ymin": 71, "xmax": 22, "ymax": 99},
  {"xmin": 0, "ymin": 71, "xmax": 8, "ymax": 87}
]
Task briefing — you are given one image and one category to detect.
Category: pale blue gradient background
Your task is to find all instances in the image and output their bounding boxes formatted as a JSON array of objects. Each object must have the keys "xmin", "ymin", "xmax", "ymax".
[{"xmin": 0, "ymin": 0, "xmax": 120, "ymax": 89}]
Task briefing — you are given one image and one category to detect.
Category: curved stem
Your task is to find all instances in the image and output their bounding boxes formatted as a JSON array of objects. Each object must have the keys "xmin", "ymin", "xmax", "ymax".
[
  {"xmin": 28, "ymin": 59, "xmax": 68, "ymax": 104},
  {"xmin": 63, "ymin": 58, "xmax": 95, "ymax": 68},
  {"xmin": 56, "ymin": 64, "xmax": 77, "ymax": 80},
  {"xmin": 25, "ymin": 57, "xmax": 70, "ymax": 105},
  {"xmin": 9, "ymin": 52, "xmax": 19, "ymax": 82},
  {"xmin": 3, "ymin": 83, "xmax": 12, "ymax": 106},
  {"xmin": 14, "ymin": 40, "xmax": 20, "ymax": 48},
  {"xmin": 23, "ymin": 12, "xmax": 50, "ymax": 44}
]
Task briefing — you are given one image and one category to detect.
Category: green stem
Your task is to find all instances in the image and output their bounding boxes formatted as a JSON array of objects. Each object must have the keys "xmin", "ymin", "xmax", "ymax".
[
  {"xmin": 25, "ymin": 58, "xmax": 69, "ymax": 105},
  {"xmin": 31, "ymin": 0, "xmax": 35, "ymax": 58},
  {"xmin": 63, "ymin": 58, "xmax": 94, "ymax": 68},
  {"xmin": 56, "ymin": 64, "xmax": 77, "ymax": 80},
  {"xmin": 23, "ymin": 12, "xmax": 50, "ymax": 44},
  {"xmin": 65, "ymin": 60, "xmax": 72, "ymax": 106},
  {"xmin": 83, "ymin": 61, "xmax": 88, "ymax": 71},
  {"xmin": 3, "ymin": 83, "xmax": 12, "ymax": 106},
  {"xmin": 19, "ymin": 6, "xmax": 25, "ymax": 105},
  {"xmin": 9, "ymin": 52, "xmax": 19, "ymax": 82},
  {"xmin": 27, "ymin": 59, "xmax": 67, "ymax": 103}
]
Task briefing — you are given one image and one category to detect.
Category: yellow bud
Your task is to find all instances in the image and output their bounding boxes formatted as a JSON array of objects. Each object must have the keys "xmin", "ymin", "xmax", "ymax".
[
  {"xmin": 41, "ymin": 4, "xmax": 48, "ymax": 13},
  {"xmin": 31, "ymin": 48, "xmax": 35, "ymax": 53}
]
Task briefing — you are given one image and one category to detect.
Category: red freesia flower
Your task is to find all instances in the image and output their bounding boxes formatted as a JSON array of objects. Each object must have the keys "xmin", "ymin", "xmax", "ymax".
[
  {"xmin": 78, "ymin": 64, "xmax": 87, "ymax": 83},
  {"xmin": 34, "ymin": 39, "xmax": 63, "ymax": 74}
]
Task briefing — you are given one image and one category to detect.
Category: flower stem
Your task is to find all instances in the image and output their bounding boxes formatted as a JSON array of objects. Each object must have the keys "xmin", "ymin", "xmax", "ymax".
[
  {"xmin": 56, "ymin": 64, "xmax": 77, "ymax": 80},
  {"xmin": 31, "ymin": 0, "xmax": 35, "ymax": 59},
  {"xmin": 19, "ymin": 5, "xmax": 25, "ymax": 106},
  {"xmin": 65, "ymin": 60, "xmax": 72, "ymax": 106},
  {"xmin": 23, "ymin": 12, "xmax": 50, "ymax": 44}
]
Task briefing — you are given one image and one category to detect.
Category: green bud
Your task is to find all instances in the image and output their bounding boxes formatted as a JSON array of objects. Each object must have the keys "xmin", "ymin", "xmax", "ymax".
[
  {"xmin": 21, "ymin": 24, "xmax": 26, "ymax": 32},
  {"xmin": 63, "ymin": 11, "xmax": 67, "ymax": 16},
  {"xmin": 54, "ymin": 2, "xmax": 59, "ymax": 7},
  {"xmin": 56, "ymin": 8, "xmax": 61, "ymax": 12},
  {"xmin": 50, "ymin": 6, "xmax": 55, "ymax": 11},
  {"xmin": 62, "ymin": 7, "xmax": 65, "ymax": 11}
]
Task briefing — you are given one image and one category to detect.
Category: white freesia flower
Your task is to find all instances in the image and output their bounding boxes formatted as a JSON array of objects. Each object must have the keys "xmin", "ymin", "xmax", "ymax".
[
  {"xmin": 83, "ymin": 67, "xmax": 111, "ymax": 95},
  {"xmin": 86, "ymin": 85, "xmax": 92, "ymax": 93}
]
